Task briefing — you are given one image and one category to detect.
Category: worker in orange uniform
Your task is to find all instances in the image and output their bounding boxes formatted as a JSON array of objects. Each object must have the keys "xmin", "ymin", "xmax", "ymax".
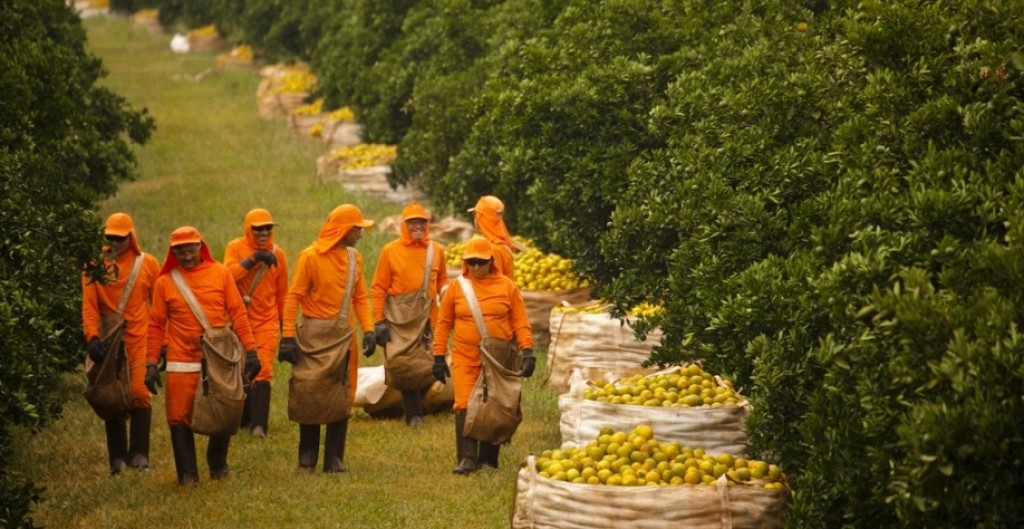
[
  {"xmin": 369, "ymin": 202, "xmax": 448, "ymax": 428},
  {"xmin": 278, "ymin": 204, "xmax": 377, "ymax": 473},
  {"xmin": 224, "ymin": 208, "xmax": 288, "ymax": 437},
  {"xmin": 431, "ymin": 237, "xmax": 535, "ymax": 474},
  {"xmin": 468, "ymin": 195, "xmax": 520, "ymax": 281},
  {"xmin": 145, "ymin": 226, "xmax": 260, "ymax": 486},
  {"xmin": 81, "ymin": 213, "xmax": 160, "ymax": 475}
]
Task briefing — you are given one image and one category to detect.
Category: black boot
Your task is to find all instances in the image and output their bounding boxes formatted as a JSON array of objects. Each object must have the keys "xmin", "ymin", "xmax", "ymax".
[
  {"xmin": 323, "ymin": 419, "xmax": 348, "ymax": 473},
  {"xmin": 169, "ymin": 425, "xmax": 198, "ymax": 486},
  {"xmin": 104, "ymin": 418, "xmax": 128, "ymax": 476},
  {"xmin": 296, "ymin": 424, "xmax": 320, "ymax": 474},
  {"xmin": 207, "ymin": 435, "xmax": 231, "ymax": 480},
  {"xmin": 240, "ymin": 391, "xmax": 253, "ymax": 432},
  {"xmin": 479, "ymin": 442, "xmax": 500, "ymax": 469},
  {"xmin": 249, "ymin": 381, "xmax": 271, "ymax": 437},
  {"xmin": 401, "ymin": 389, "xmax": 425, "ymax": 428},
  {"xmin": 452, "ymin": 410, "xmax": 478, "ymax": 475},
  {"xmin": 127, "ymin": 408, "xmax": 151, "ymax": 471}
]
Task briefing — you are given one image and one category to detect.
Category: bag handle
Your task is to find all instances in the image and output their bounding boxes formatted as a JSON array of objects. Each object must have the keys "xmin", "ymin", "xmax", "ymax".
[
  {"xmin": 456, "ymin": 276, "xmax": 489, "ymax": 340},
  {"xmin": 419, "ymin": 243, "xmax": 435, "ymax": 294},
  {"xmin": 170, "ymin": 268, "xmax": 214, "ymax": 334},
  {"xmin": 114, "ymin": 253, "xmax": 146, "ymax": 315}
]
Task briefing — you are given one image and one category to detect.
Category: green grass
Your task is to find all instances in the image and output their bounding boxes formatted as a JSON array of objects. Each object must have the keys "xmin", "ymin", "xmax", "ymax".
[{"xmin": 8, "ymin": 14, "xmax": 562, "ymax": 529}]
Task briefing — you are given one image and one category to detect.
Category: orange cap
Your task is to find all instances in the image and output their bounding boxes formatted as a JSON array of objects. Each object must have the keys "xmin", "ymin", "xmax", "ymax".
[
  {"xmin": 169, "ymin": 226, "xmax": 203, "ymax": 246},
  {"xmin": 104, "ymin": 213, "xmax": 134, "ymax": 236},
  {"xmin": 402, "ymin": 201, "xmax": 430, "ymax": 221},
  {"xmin": 467, "ymin": 195, "xmax": 504, "ymax": 214},
  {"xmin": 328, "ymin": 204, "xmax": 374, "ymax": 228},
  {"xmin": 462, "ymin": 237, "xmax": 494, "ymax": 260},
  {"xmin": 246, "ymin": 208, "xmax": 275, "ymax": 228}
]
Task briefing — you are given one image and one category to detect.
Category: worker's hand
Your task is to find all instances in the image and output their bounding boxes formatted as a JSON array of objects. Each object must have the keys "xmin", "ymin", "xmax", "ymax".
[
  {"xmin": 278, "ymin": 337, "xmax": 299, "ymax": 365},
  {"xmin": 244, "ymin": 350, "xmax": 261, "ymax": 381},
  {"xmin": 373, "ymin": 320, "xmax": 390, "ymax": 347},
  {"xmin": 145, "ymin": 363, "xmax": 162, "ymax": 395},
  {"xmin": 432, "ymin": 355, "xmax": 450, "ymax": 384},
  {"xmin": 240, "ymin": 257, "xmax": 256, "ymax": 270},
  {"xmin": 253, "ymin": 249, "xmax": 278, "ymax": 267},
  {"xmin": 521, "ymin": 349, "xmax": 536, "ymax": 378},
  {"xmin": 362, "ymin": 333, "xmax": 376, "ymax": 357},
  {"xmin": 86, "ymin": 337, "xmax": 106, "ymax": 363}
]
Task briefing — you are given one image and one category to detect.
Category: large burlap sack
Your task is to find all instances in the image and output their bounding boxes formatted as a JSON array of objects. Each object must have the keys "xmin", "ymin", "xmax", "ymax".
[
  {"xmin": 511, "ymin": 456, "xmax": 788, "ymax": 529},
  {"xmin": 546, "ymin": 303, "xmax": 663, "ymax": 393},
  {"xmin": 288, "ymin": 112, "xmax": 326, "ymax": 141},
  {"xmin": 191, "ymin": 326, "xmax": 246, "ymax": 436},
  {"xmin": 356, "ymin": 365, "xmax": 454, "ymax": 417},
  {"xmin": 382, "ymin": 290, "xmax": 436, "ymax": 391},
  {"xmin": 558, "ymin": 369, "xmax": 750, "ymax": 455},
  {"xmin": 521, "ymin": 287, "xmax": 591, "ymax": 349},
  {"xmin": 463, "ymin": 338, "xmax": 523, "ymax": 444},
  {"xmin": 321, "ymin": 121, "xmax": 363, "ymax": 149},
  {"xmin": 288, "ymin": 317, "xmax": 354, "ymax": 424},
  {"xmin": 83, "ymin": 313, "xmax": 131, "ymax": 421}
]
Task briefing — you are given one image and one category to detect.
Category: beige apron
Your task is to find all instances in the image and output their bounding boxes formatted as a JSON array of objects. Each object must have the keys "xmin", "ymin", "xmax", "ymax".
[
  {"xmin": 457, "ymin": 276, "xmax": 525, "ymax": 445},
  {"xmin": 170, "ymin": 269, "xmax": 246, "ymax": 436},
  {"xmin": 83, "ymin": 253, "xmax": 144, "ymax": 421},
  {"xmin": 382, "ymin": 243, "xmax": 436, "ymax": 391},
  {"xmin": 288, "ymin": 247, "xmax": 357, "ymax": 424}
]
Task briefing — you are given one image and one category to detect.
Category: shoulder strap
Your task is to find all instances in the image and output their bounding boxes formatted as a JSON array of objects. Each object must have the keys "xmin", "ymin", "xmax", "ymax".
[
  {"xmin": 115, "ymin": 253, "xmax": 146, "ymax": 315},
  {"xmin": 170, "ymin": 268, "xmax": 213, "ymax": 333},
  {"xmin": 457, "ymin": 276, "xmax": 489, "ymax": 340},
  {"xmin": 243, "ymin": 244, "xmax": 277, "ymax": 304},
  {"xmin": 338, "ymin": 247, "xmax": 357, "ymax": 321},
  {"xmin": 420, "ymin": 243, "xmax": 435, "ymax": 293}
]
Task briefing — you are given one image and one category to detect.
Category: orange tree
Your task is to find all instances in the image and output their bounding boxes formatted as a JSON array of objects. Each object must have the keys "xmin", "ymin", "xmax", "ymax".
[{"xmin": 0, "ymin": 1, "xmax": 153, "ymax": 525}]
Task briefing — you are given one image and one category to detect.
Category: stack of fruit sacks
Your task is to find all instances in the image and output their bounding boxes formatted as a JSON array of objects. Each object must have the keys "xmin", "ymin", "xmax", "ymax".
[
  {"xmin": 558, "ymin": 364, "xmax": 750, "ymax": 456},
  {"xmin": 288, "ymin": 98, "xmax": 327, "ymax": 140},
  {"xmin": 546, "ymin": 300, "xmax": 665, "ymax": 393},
  {"xmin": 256, "ymin": 63, "xmax": 316, "ymax": 118},
  {"xmin": 186, "ymin": 24, "xmax": 226, "ymax": 53},
  {"xmin": 216, "ymin": 44, "xmax": 254, "ymax": 70},
  {"xmin": 512, "ymin": 425, "xmax": 788, "ymax": 528},
  {"xmin": 313, "ymin": 107, "xmax": 361, "ymax": 149}
]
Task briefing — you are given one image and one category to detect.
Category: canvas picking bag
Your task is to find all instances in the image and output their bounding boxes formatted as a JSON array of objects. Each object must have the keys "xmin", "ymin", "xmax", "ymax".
[
  {"xmin": 83, "ymin": 254, "xmax": 145, "ymax": 421},
  {"xmin": 458, "ymin": 276, "xmax": 525, "ymax": 445},
  {"xmin": 170, "ymin": 269, "xmax": 246, "ymax": 437},
  {"xmin": 382, "ymin": 243, "xmax": 436, "ymax": 391},
  {"xmin": 288, "ymin": 247, "xmax": 357, "ymax": 424}
]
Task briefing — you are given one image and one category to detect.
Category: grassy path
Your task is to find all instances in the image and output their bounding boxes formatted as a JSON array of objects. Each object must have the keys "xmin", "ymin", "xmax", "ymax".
[{"xmin": 10, "ymin": 15, "xmax": 560, "ymax": 529}]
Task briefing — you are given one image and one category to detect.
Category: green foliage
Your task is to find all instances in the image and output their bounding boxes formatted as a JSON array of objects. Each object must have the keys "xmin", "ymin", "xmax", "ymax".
[{"xmin": 0, "ymin": 1, "xmax": 153, "ymax": 526}]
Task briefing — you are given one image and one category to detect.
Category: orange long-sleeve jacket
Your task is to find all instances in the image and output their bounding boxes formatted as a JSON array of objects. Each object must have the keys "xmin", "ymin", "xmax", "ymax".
[
  {"xmin": 282, "ymin": 247, "xmax": 374, "ymax": 337},
  {"xmin": 224, "ymin": 237, "xmax": 288, "ymax": 329},
  {"xmin": 82, "ymin": 248, "xmax": 160, "ymax": 342},
  {"xmin": 147, "ymin": 260, "xmax": 258, "ymax": 364},
  {"xmin": 370, "ymin": 207, "xmax": 448, "ymax": 324},
  {"xmin": 432, "ymin": 270, "xmax": 533, "ymax": 367}
]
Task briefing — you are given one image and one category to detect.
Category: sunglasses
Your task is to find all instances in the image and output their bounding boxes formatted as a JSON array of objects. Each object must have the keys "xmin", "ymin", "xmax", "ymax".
[
  {"xmin": 105, "ymin": 235, "xmax": 129, "ymax": 242},
  {"xmin": 252, "ymin": 225, "xmax": 273, "ymax": 233},
  {"xmin": 465, "ymin": 258, "xmax": 490, "ymax": 267}
]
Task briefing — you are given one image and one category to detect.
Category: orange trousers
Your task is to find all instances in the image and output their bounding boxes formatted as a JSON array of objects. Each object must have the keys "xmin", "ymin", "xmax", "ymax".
[
  {"xmin": 164, "ymin": 371, "xmax": 200, "ymax": 427},
  {"xmin": 252, "ymin": 323, "xmax": 279, "ymax": 384},
  {"xmin": 125, "ymin": 332, "xmax": 152, "ymax": 410},
  {"xmin": 451, "ymin": 363, "xmax": 482, "ymax": 411}
]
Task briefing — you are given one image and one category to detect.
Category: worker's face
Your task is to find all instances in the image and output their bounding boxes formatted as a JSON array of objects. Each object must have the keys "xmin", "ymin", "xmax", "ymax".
[
  {"xmin": 340, "ymin": 226, "xmax": 363, "ymax": 247},
  {"xmin": 405, "ymin": 218, "xmax": 427, "ymax": 241},
  {"xmin": 465, "ymin": 258, "xmax": 492, "ymax": 279},
  {"xmin": 172, "ymin": 243, "xmax": 202, "ymax": 270},
  {"xmin": 105, "ymin": 234, "xmax": 131, "ymax": 256},
  {"xmin": 251, "ymin": 224, "xmax": 272, "ymax": 247}
]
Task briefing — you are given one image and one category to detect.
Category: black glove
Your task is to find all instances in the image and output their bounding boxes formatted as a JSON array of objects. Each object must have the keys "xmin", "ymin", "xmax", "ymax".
[
  {"xmin": 521, "ymin": 349, "xmax": 536, "ymax": 378},
  {"xmin": 243, "ymin": 349, "xmax": 260, "ymax": 378},
  {"xmin": 278, "ymin": 337, "xmax": 299, "ymax": 365},
  {"xmin": 362, "ymin": 333, "xmax": 376, "ymax": 357},
  {"xmin": 158, "ymin": 344, "xmax": 168, "ymax": 372},
  {"xmin": 240, "ymin": 257, "xmax": 256, "ymax": 270},
  {"xmin": 432, "ymin": 355, "xmax": 450, "ymax": 384},
  {"xmin": 374, "ymin": 320, "xmax": 390, "ymax": 347},
  {"xmin": 145, "ymin": 362, "xmax": 162, "ymax": 395},
  {"xmin": 253, "ymin": 249, "xmax": 278, "ymax": 267},
  {"xmin": 87, "ymin": 337, "xmax": 105, "ymax": 363}
]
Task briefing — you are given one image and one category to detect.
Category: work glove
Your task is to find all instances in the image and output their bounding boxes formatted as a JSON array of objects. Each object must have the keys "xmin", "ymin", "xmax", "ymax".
[
  {"xmin": 362, "ymin": 333, "xmax": 376, "ymax": 357},
  {"xmin": 86, "ymin": 337, "xmax": 105, "ymax": 363},
  {"xmin": 521, "ymin": 349, "xmax": 536, "ymax": 378},
  {"xmin": 240, "ymin": 257, "xmax": 256, "ymax": 270},
  {"xmin": 422, "ymin": 318, "xmax": 432, "ymax": 346},
  {"xmin": 253, "ymin": 249, "xmax": 278, "ymax": 267},
  {"xmin": 158, "ymin": 344, "xmax": 168, "ymax": 372},
  {"xmin": 374, "ymin": 320, "xmax": 390, "ymax": 347},
  {"xmin": 244, "ymin": 350, "xmax": 261, "ymax": 381},
  {"xmin": 145, "ymin": 362, "xmax": 162, "ymax": 395},
  {"xmin": 432, "ymin": 355, "xmax": 450, "ymax": 384},
  {"xmin": 278, "ymin": 337, "xmax": 299, "ymax": 365}
]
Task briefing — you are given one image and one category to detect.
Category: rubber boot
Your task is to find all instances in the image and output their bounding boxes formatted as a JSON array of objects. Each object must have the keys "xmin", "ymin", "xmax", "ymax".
[
  {"xmin": 479, "ymin": 442, "xmax": 500, "ymax": 469},
  {"xmin": 452, "ymin": 410, "xmax": 478, "ymax": 475},
  {"xmin": 127, "ymin": 407, "xmax": 151, "ymax": 471},
  {"xmin": 169, "ymin": 425, "xmax": 198, "ymax": 486},
  {"xmin": 402, "ymin": 389, "xmax": 425, "ymax": 428},
  {"xmin": 296, "ymin": 424, "xmax": 320, "ymax": 474},
  {"xmin": 104, "ymin": 418, "xmax": 128, "ymax": 476},
  {"xmin": 249, "ymin": 381, "xmax": 271, "ymax": 437},
  {"xmin": 240, "ymin": 391, "xmax": 252, "ymax": 432},
  {"xmin": 323, "ymin": 419, "xmax": 349, "ymax": 473},
  {"xmin": 207, "ymin": 435, "xmax": 231, "ymax": 480}
]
